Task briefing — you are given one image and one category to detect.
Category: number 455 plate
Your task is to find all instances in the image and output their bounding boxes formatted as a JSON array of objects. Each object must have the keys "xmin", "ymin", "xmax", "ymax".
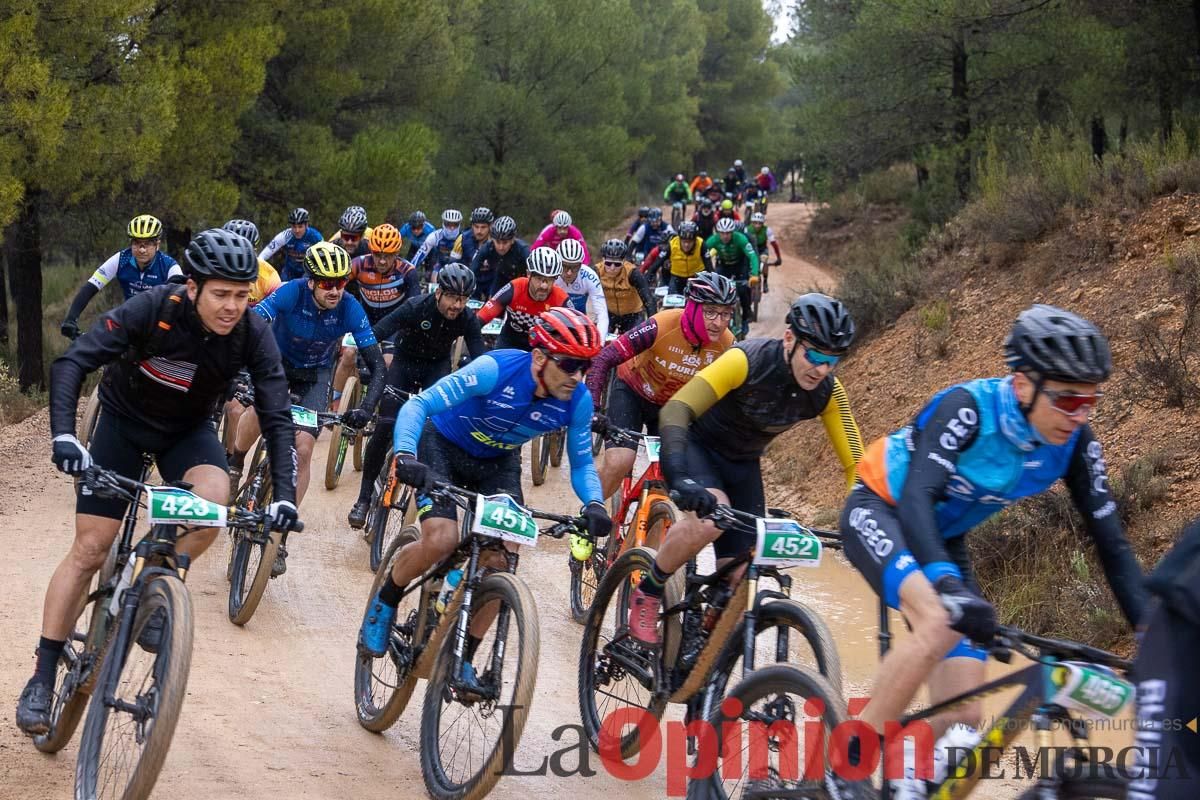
[{"xmin": 754, "ymin": 518, "xmax": 822, "ymax": 568}]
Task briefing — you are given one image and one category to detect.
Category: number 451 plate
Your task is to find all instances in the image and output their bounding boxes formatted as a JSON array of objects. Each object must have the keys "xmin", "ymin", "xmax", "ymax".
[{"xmin": 754, "ymin": 518, "xmax": 822, "ymax": 568}]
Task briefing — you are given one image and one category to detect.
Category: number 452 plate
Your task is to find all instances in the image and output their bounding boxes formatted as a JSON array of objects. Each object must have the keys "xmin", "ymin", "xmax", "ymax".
[{"xmin": 754, "ymin": 518, "xmax": 822, "ymax": 568}]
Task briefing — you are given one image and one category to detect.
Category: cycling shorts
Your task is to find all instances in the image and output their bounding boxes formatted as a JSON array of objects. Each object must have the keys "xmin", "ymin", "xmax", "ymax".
[
  {"xmin": 285, "ymin": 365, "xmax": 332, "ymax": 438},
  {"xmin": 605, "ymin": 378, "xmax": 661, "ymax": 448},
  {"xmin": 839, "ymin": 484, "xmax": 985, "ymax": 661},
  {"xmin": 415, "ymin": 421, "xmax": 523, "ymax": 523},
  {"xmin": 610, "ymin": 312, "xmax": 645, "ymax": 336},
  {"xmin": 684, "ymin": 434, "xmax": 763, "ymax": 560},
  {"xmin": 80, "ymin": 410, "xmax": 228, "ymax": 520},
  {"xmin": 377, "ymin": 358, "xmax": 452, "ymax": 425}
]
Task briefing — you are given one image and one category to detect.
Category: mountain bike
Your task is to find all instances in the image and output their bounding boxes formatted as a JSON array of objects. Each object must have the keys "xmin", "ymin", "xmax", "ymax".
[
  {"xmin": 362, "ymin": 446, "xmax": 418, "ymax": 572},
  {"xmin": 529, "ymin": 427, "xmax": 566, "ymax": 486},
  {"xmin": 225, "ymin": 404, "xmax": 337, "ymax": 625},
  {"xmin": 654, "ymin": 284, "xmax": 687, "ymax": 311},
  {"xmin": 324, "ymin": 371, "xmax": 367, "ymax": 489},
  {"xmin": 353, "ymin": 482, "xmax": 589, "ymax": 800},
  {"xmin": 671, "ymin": 201, "xmax": 686, "ymax": 229},
  {"xmin": 578, "ymin": 504, "xmax": 842, "ymax": 777},
  {"xmin": 570, "ymin": 425, "xmax": 674, "ymax": 624},
  {"xmin": 37, "ymin": 464, "xmax": 299, "ymax": 800},
  {"xmin": 591, "ymin": 333, "xmax": 621, "ymax": 456}
]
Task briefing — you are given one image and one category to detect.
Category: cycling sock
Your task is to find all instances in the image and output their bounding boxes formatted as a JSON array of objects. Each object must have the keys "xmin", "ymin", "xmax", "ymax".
[
  {"xmin": 638, "ymin": 561, "xmax": 671, "ymax": 599},
  {"xmin": 464, "ymin": 634, "xmax": 483, "ymax": 662},
  {"xmin": 379, "ymin": 574, "xmax": 404, "ymax": 607},
  {"xmin": 34, "ymin": 637, "xmax": 67, "ymax": 686}
]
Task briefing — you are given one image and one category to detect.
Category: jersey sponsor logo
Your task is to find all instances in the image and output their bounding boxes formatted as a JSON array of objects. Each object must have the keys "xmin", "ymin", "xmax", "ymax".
[
  {"xmin": 501, "ymin": 384, "xmax": 515, "ymax": 399},
  {"xmin": 938, "ymin": 407, "xmax": 978, "ymax": 451},
  {"xmin": 1093, "ymin": 500, "xmax": 1117, "ymax": 519},
  {"xmin": 893, "ymin": 554, "xmax": 915, "ymax": 571},
  {"xmin": 468, "ymin": 430, "xmax": 520, "ymax": 450},
  {"xmin": 462, "ymin": 374, "xmax": 479, "ymax": 388},
  {"xmin": 1086, "ymin": 440, "xmax": 1110, "ymax": 495},
  {"xmin": 927, "ymin": 451, "xmax": 956, "ymax": 472},
  {"xmin": 421, "ymin": 320, "xmax": 432, "ymax": 330},
  {"xmin": 847, "ymin": 506, "xmax": 894, "ymax": 559},
  {"xmin": 138, "ymin": 357, "xmax": 198, "ymax": 393}
]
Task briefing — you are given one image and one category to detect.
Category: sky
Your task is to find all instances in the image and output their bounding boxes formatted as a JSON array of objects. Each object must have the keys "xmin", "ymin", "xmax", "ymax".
[{"xmin": 767, "ymin": 0, "xmax": 796, "ymax": 44}]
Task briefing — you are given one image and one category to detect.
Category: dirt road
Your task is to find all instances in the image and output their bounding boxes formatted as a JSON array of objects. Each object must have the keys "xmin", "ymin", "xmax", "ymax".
[{"xmin": 0, "ymin": 202, "xmax": 883, "ymax": 800}]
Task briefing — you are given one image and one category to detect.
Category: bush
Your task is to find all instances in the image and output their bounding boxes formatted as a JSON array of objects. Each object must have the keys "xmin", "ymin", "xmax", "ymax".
[
  {"xmin": 836, "ymin": 233, "xmax": 921, "ymax": 337},
  {"xmin": 1130, "ymin": 245, "xmax": 1200, "ymax": 409},
  {"xmin": 0, "ymin": 361, "xmax": 45, "ymax": 427},
  {"xmin": 914, "ymin": 299, "xmax": 951, "ymax": 359}
]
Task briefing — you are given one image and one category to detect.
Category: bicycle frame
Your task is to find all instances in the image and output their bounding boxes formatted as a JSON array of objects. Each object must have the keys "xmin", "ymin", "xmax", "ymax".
[{"xmin": 611, "ymin": 455, "xmax": 671, "ymax": 562}]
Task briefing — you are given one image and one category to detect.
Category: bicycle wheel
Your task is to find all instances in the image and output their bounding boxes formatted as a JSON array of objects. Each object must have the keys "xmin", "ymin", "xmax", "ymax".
[
  {"xmin": 420, "ymin": 571, "xmax": 540, "ymax": 800},
  {"xmin": 80, "ymin": 384, "xmax": 102, "ymax": 448},
  {"xmin": 369, "ymin": 463, "xmax": 416, "ymax": 573},
  {"xmin": 549, "ymin": 428, "xmax": 565, "ymax": 468},
  {"xmin": 570, "ymin": 535, "xmax": 611, "ymax": 625},
  {"xmin": 578, "ymin": 546, "xmax": 667, "ymax": 760},
  {"xmin": 530, "ymin": 434, "xmax": 549, "ymax": 486},
  {"xmin": 694, "ymin": 664, "xmax": 861, "ymax": 800},
  {"xmin": 351, "ymin": 378, "xmax": 366, "ymax": 472},
  {"xmin": 75, "ymin": 575, "xmax": 194, "ymax": 800},
  {"xmin": 325, "ymin": 376, "xmax": 357, "ymax": 490},
  {"xmin": 355, "ymin": 526, "xmax": 426, "ymax": 732},
  {"xmin": 227, "ymin": 479, "xmax": 280, "ymax": 625},
  {"xmin": 1015, "ymin": 751, "xmax": 1126, "ymax": 799}
]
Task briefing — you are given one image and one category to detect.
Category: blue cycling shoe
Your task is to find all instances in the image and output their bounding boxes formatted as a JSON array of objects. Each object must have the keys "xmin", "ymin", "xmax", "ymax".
[{"xmin": 359, "ymin": 593, "xmax": 397, "ymax": 657}]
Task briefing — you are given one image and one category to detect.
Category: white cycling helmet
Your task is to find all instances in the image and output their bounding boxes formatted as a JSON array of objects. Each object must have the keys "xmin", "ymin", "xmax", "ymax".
[
  {"xmin": 715, "ymin": 217, "xmax": 737, "ymax": 233},
  {"xmin": 442, "ymin": 209, "xmax": 463, "ymax": 225},
  {"xmin": 751, "ymin": 212, "xmax": 766, "ymax": 223},
  {"xmin": 552, "ymin": 210, "xmax": 573, "ymax": 227},
  {"xmin": 734, "ymin": 159, "xmax": 744, "ymax": 167},
  {"xmin": 527, "ymin": 246, "xmax": 564, "ymax": 277},
  {"xmin": 557, "ymin": 238, "xmax": 585, "ymax": 265},
  {"xmin": 761, "ymin": 166, "xmax": 770, "ymax": 175}
]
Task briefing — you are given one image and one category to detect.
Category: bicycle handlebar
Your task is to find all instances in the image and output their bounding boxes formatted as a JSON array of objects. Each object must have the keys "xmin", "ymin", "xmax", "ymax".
[
  {"xmin": 992, "ymin": 625, "xmax": 1131, "ymax": 672},
  {"xmin": 425, "ymin": 481, "xmax": 588, "ymax": 535}
]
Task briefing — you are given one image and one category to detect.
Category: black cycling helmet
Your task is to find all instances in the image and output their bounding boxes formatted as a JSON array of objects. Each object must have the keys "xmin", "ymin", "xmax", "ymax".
[
  {"xmin": 437, "ymin": 263, "xmax": 477, "ymax": 296},
  {"xmin": 686, "ymin": 272, "xmax": 736, "ymax": 306},
  {"xmin": 647, "ymin": 208, "xmax": 663, "ymax": 222},
  {"xmin": 601, "ymin": 239, "xmax": 627, "ymax": 260},
  {"xmin": 338, "ymin": 205, "xmax": 368, "ymax": 234},
  {"xmin": 678, "ymin": 221, "xmax": 698, "ymax": 240},
  {"xmin": 786, "ymin": 293, "xmax": 856, "ymax": 355},
  {"xmin": 222, "ymin": 219, "xmax": 260, "ymax": 248},
  {"xmin": 185, "ymin": 228, "xmax": 258, "ymax": 283},
  {"xmin": 491, "ymin": 215, "xmax": 517, "ymax": 240},
  {"xmin": 699, "ymin": 198, "xmax": 714, "ymax": 210},
  {"xmin": 637, "ymin": 206, "xmax": 651, "ymax": 218},
  {"xmin": 1003, "ymin": 304, "xmax": 1112, "ymax": 383},
  {"xmin": 470, "ymin": 206, "xmax": 494, "ymax": 224},
  {"xmin": 409, "ymin": 210, "xmax": 427, "ymax": 228},
  {"xmin": 288, "ymin": 207, "xmax": 309, "ymax": 225}
]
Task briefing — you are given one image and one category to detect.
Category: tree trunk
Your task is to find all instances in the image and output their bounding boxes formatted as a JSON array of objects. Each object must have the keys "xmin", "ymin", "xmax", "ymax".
[
  {"xmin": 1090, "ymin": 115, "xmax": 1107, "ymax": 163},
  {"xmin": 0, "ymin": 247, "xmax": 9, "ymax": 346},
  {"xmin": 951, "ymin": 31, "xmax": 971, "ymax": 201},
  {"xmin": 9, "ymin": 188, "xmax": 45, "ymax": 390},
  {"xmin": 1193, "ymin": 0, "xmax": 1200, "ymax": 66},
  {"xmin": 1158, "ymin": 77, "xmax": 1174, "ymax": 143}
]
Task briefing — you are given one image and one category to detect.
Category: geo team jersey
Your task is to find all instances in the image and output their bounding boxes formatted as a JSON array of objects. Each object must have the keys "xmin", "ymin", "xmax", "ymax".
[
  {"xmin": 393, "ymin": 348, "xmax": 602, "ymax": 505},
  {"xmin": 252, "ymin": 278, "xmax": 376, "ymax": 369},
  {"xmin": 87, "ymin": 250, "xmax": 183, "ymax": 300}
]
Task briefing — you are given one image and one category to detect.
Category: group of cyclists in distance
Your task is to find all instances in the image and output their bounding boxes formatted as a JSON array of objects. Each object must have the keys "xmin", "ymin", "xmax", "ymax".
[{"xmin": 12, "ymin": 153, "xmax": 1198, "ymax": 800}]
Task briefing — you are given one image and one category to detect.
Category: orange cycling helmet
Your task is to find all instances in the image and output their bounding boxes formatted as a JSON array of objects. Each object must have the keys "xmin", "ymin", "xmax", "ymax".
[
  {"xmin": 530, "ymin": 307, "xmax": 601, "ymax": 358},
  {"xmin": 368, "ymin": 223, "xmax": 402, "ymax": 254}
]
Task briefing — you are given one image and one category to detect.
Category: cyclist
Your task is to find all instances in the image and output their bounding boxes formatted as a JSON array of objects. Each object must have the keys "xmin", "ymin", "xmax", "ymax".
[
  {"xmin": 556, "ymin": 239, "xmax": 609, "ymax": 340},
  {"xmin": 703, "ymin": 183, "xmax": 725, "ymax": 206},
  {"xmin": 744, "ymin": 212, "xmax": 781, "ymax": 294},
  {"xmin": 61, "ymin": 215, "xmax": 183, "ymax": 339},
  {"xmin": 232, "ymin": 242, "xmax": 387, "ymax": 573},
  {"xmin": 756, "ymin": 165, "xmax": 777, "ymax": 194},
  {"xmin": 741, "ymin": 182, "xmax": 766, "ymax": 219},
  {"xmin": 16, "ymin": 229, "xmax": 300, "ymax": 735},
  {"xmin": 347, "ymin": 264, "xmax": 485, "ymax": 528},
  {"xmin": 532, "ymin": 209, "xmax": 592, "ymax": 264},
  {"xmin": 722, "ymin": 167, "xmax": 742, "ymax": 199},
  {"xmin": 470, "ymin": 215, "xmax": 530, "ymax": 299},
  {"xmin": 260, "ymin": 207, "xmax": 324, "ymax": 281},
  {"xmin": 413, "ymin": 209, "xmax": 464, "ymax": 280},
  {"xmin": 692, "ymin": 198, "xmax": 718, "ymax": 241},
  {"xmin": 357, "ymin": 308, "xmax": 613, "ymax": 685},
  {"xmin": 628, "ymin": 208, "xmax": 675, "ymax": 266},
  {"xmin": 689, "ymin": 171, "xmax": 714, "ymax": 207},
  {"xmin": 841, "ymin": 305, "xmax": 1146, "ymax": 789},
  {"xmin": 399, "ymin": 211, "xmax": 435, "ymax": 262},
  {"xmin": 704, "ymin": 218, "xmax": 759, "ymax": 336},
  {"xmin": 732, "ymin": 158, "xmax": 747, "ymax": 184},
  {"xmin": 221, "ymin": 219, "xmax": 281, "ymax": 306},
  {"xmin": 327, "ymin": 205, "xmax": 371, "ymax": 258},
  {"xmin": 588, "ymin": 273, "xmax": 737, "ymax": 499},
  {"xmin": 664, "ymin": 173, "xmax": 693, "ymax": 221},
  {"xmin": 477, "ymin": 247, "xmax": 569, "ymax": 351},
  {"xmin": 717, "ymin": 197, "xmax": 741, "ymax": 222},
  {"xmin": 625, "ymin": 206, "xmax": 651, "ymax": 247},
  {"xmin": 597, "ymin": 239, "xmax": 657, "ymax": 335},
  {"xmin": 451, "ymin": 207, "xmax": 494, "ymax": 266},
  {"xmin": 625, "ymin": 294, "xmax": 863, "ymax": 646},
  {"xmin": 642, "ymin": 221, "xmax": 707, "ymax": 294}
]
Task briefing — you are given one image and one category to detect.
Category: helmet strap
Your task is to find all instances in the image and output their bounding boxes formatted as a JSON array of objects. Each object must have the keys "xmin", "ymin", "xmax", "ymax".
[
  {"xmin": 1017, "ymin": 371, "xmax": 1043, "ymax": 416},
  {"xmin": 533, "ymin": 348, "xmax": 551, "ymax": 398}
]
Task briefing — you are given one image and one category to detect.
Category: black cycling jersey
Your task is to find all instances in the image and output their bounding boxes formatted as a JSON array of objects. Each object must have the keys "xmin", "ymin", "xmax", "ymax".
[
  {"xmin": 469, "ymin": 239, "xmax": 530, "ymax": 299},
  {"xmin": 50, "ymin": 285, "xmax": 298, "ymax": 503},
  {"xmin": 372, "ymin": 292, "xmax": 486, "ymax": 364}
]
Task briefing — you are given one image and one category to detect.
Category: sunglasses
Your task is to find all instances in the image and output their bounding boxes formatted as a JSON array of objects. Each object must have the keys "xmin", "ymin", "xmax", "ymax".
[
  {"xmin": 315, "ymin": 278, "xmax": 348, "ymax": 291},
  {"xmin": 1042, "ymin": 387, "xmax": 1103, "ymax": 416},
  {"xmin": 340, "ymin": 232, "xmax": 362, "ymax": 242},
  {"xmin": 803, "ymin": 347, "xmax": 840, "ymax": 367},
  {"xmin": 547, "ymin": 354, "xmax": 592, "ymax": 375},
  {"xmin": 603, "ymin": 259, "xmax": 624, "ymax": 268}
]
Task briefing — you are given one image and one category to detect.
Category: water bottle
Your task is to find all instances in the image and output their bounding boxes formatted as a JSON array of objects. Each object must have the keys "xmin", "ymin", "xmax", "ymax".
[
  {"xmin": 108, "ymin": 557, "xmax": 135, "ymax": 617},
  {"xmin": 435, "ymin": 569, "xmax": 463, "ymax": 614}
]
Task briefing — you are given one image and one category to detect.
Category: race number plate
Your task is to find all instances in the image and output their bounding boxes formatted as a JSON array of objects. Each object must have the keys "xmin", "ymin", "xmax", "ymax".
[
  {"xmin": 662, "ymin": 294, "xmax": 686, "ymax": 309},
  {"xmin": 471, "ymin": 494, "xmax": 538, "ymax": 547},
  {"xmin": 467, "ymin": 299, "xmax": 484, "ymax": 310},
  {"xmin": 147, "ymin": 487, "xmax": 227, "ymax": 527},
  {"xmin": 753, "ymin": 518, "xmax": 822, "ymax": 568},
  {"xmin": 291, "ymin": 405, "xmax": 318, "ymax": 428},
  {"xmin": 1050, "ymin": 662, "xmax": 1133, "ymax": 719},
  {"xmin": 644, "ymin": 436, "xmax": 662, "ymax": 463},
  {"xmin": 481, "ymin": 319, "xmax": 504, "ymax": 335}
]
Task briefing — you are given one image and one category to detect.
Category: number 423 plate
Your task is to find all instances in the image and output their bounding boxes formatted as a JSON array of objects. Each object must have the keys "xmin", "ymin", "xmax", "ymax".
[
  {"xmin": 754, "ymin": 518, "xmax": 822, "ymax": 568},
  {"xmin": 146, "ymin": 486, "xmax": 227, "ymax": 527}
]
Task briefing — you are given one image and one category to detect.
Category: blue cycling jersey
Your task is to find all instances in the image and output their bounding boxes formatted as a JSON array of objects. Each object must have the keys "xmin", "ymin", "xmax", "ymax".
[
  {"xmin": 394, "ymin": 349, "xmax": 602, "ymax": 505},
  {"xmin": 874, "ymin": 376, "xmax": 1081, "ymax": 538},
  {"xmin": 87, "ymin": 250, "xmax": 181, "ymax": 300},
  {"xmin": 261, "ymin": 227, "xmax": 324, "ymax": 281},
  {"xmin": 399, "ymin": 221, "xmax": 436, "ymax": 248},
  {"xmin": 413, "ymin": 226, "xmax": 461, "ymax": 269},
  {"xmin": 253, "ymin": 278, "xmax": 376, "ymax": 369}
]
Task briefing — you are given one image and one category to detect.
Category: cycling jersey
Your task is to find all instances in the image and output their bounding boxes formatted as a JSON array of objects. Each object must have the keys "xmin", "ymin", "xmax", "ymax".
[
  {"xmin": 598, "ymin": 261, "xmax": 656, "ymax": 318},
  {"xmin": 745, "ymin": 224, "xmax": 776, "ymax": 252},
  {"xmin": 478, "ymin": 277, "xmax": 568, "ymax": 340},
  {"xmin": 690, "ymin": 176, "xmax": 714, "ymax": 196},
  {"xmin": 451, "ymin": 231, "xmax": 489, "ymax": 266},
  {"xmin": 260, "ymin": 226, "xmax": 324, "ymax": 281},
  {"xmin": 648, "ymin": 235, "xmax": 706, "ymax": 280},
  {"xmin": 50, "ymin": 285, "xmax": 297, "ymax": 502},
  {"xmin": 627, "ymin": 217, "xmax": 649, "ymax": 237},
  {"xmin": 86, "ymin": 250, "xmax": 182, "ymax": 299},
  {"xmin": 660, "ymin": 338, "xmax": 863, "ymax": 483},
  {"xmin": 556, "ymin": 265, "xmax": 610, "ymax": 339},
  {"xmin": 531, "ymin": 223, "xmax": 591, "ymax": 263},
  {"xmin": 253, "ymin": 278, "xmax": 376, "ymax": 369},
  {"xmin": 629, "ymin": 221, "xmax": 676, "ymax": 254},
  {"xmin": 373, "ymin": 291, "xmax": 485, "ymax": 364},
  {"xmin": 756, "ymin": 172, "xmax": 777, "ymax": 193},
  {"xmin": 664, "ymin": 181, "xmax": 692, "ymax": 203},
  {"xmin": 704, "ymin": 230, "xmax": 759, "ymax": 279},
  {"xmin": 587, "ymin": 309, "xmax": 733, "ymax": 408},
  {"xmin": 399, "ymin": 221, "xmax": 436, "ymax": 260},
  {"xmin": 349, "ymin": 253, "xmax": 420, "ymax": 324},
  {"xmin": 328, "ymin": 231, "xmax": 371, "ymax": 259},
  {"xmin": 692, "ymin": 211, "xmax": 717, "ymax": 241},
  {"xmin": 413, "ymin": 226, "xmax": 461, "ymax": 270},
  {"xmin": 393, "ymin": 349, "xmax": 602, "ymax": 504},
  {"xmin": 250, "ymin": 259, "xmax": 282, "ymax": 306},
  {"xmin": 853, "ymin": 376, "xmax": 1146, "ymax": 626},
  {"xmin": 470, "ymin": 239, "xmax": 531, "ymax": 299}
]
